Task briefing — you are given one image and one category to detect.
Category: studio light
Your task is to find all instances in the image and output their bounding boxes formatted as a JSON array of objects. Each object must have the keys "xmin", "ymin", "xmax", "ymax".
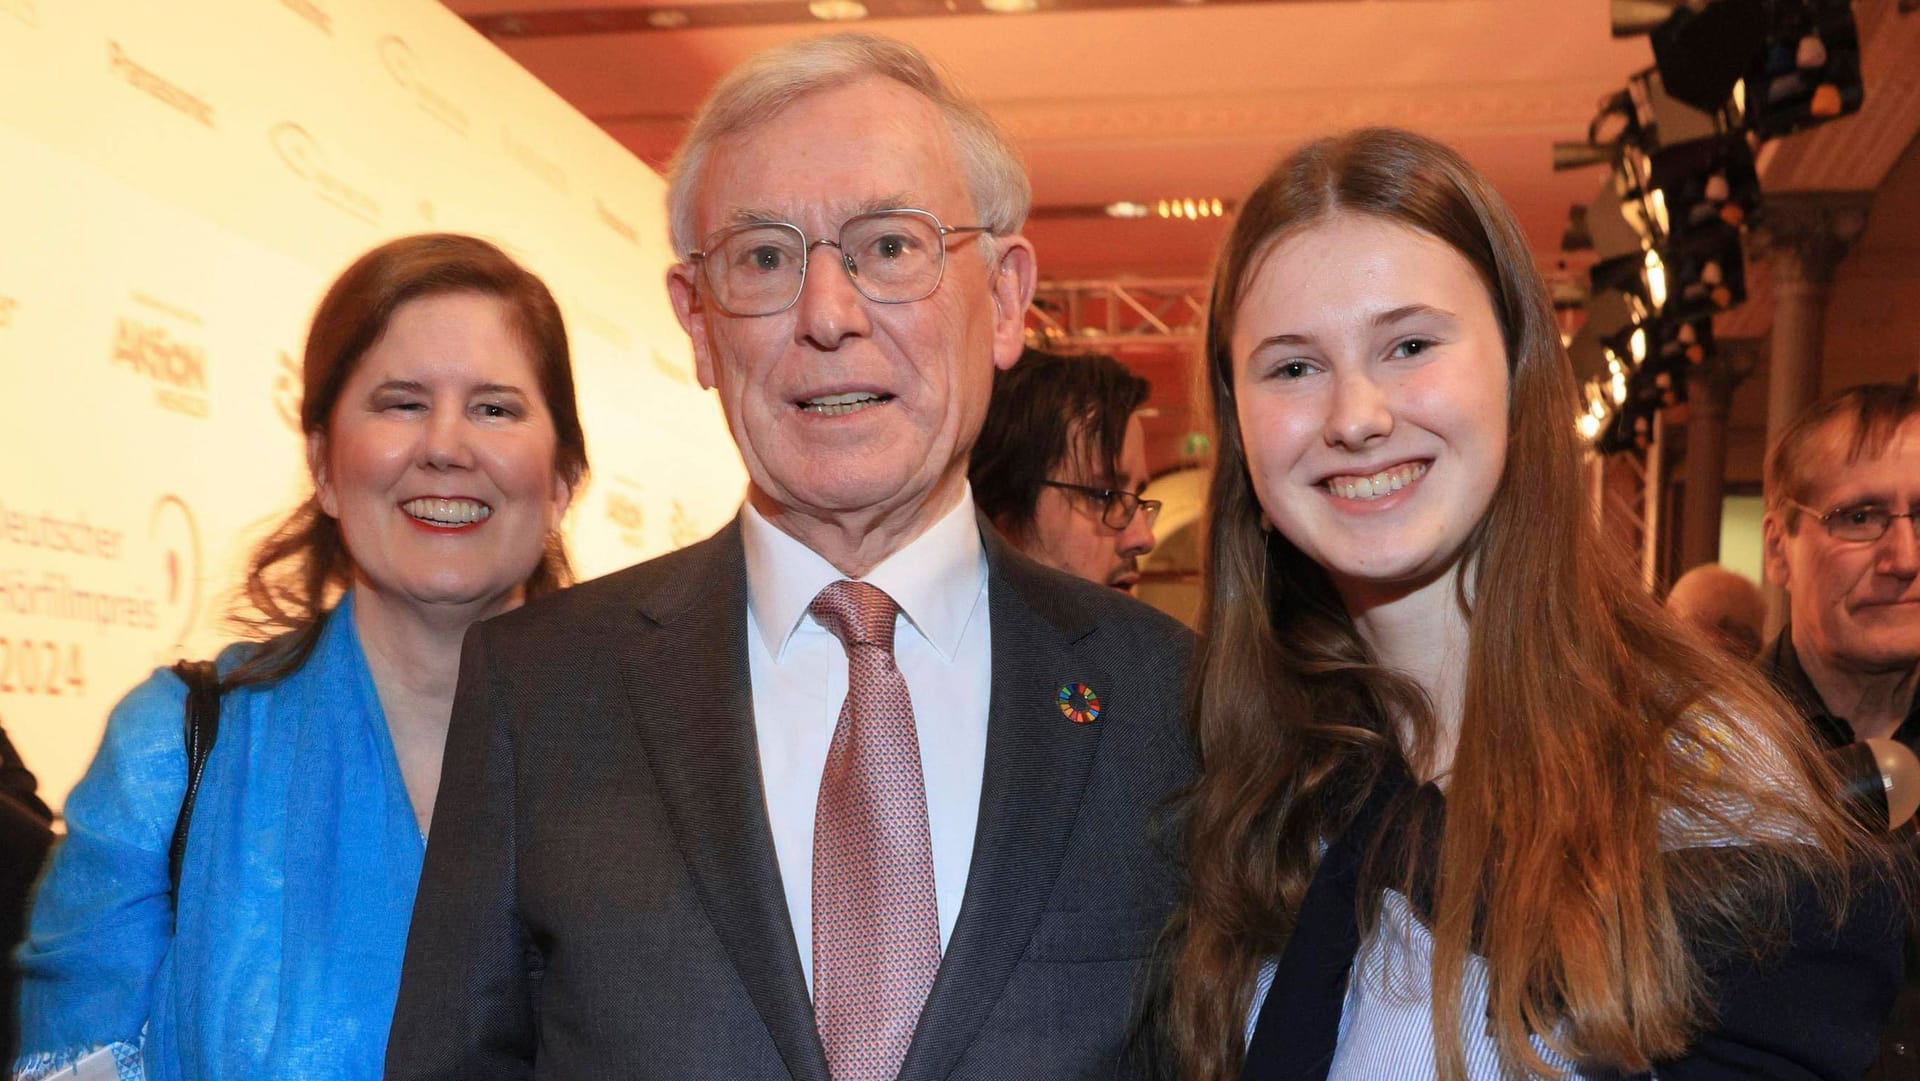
[
  {"xmin": 1639, "ymin": 132, "xmax": 1760, "ymax": 241},
  {"xmin": 1662, "ymin": 222, "xmax": 1747, "ymax": 317},
  {"xmin": 1618, "ymin": 0, "xmax": 1863, "ymax": 135},
  {"xmin": 1558, "ymin": 0, "xmax": 1866, "ymax": 455},
  {"xmin": 1647, "ymin": 0, "xmax": 1769, "ymax": 113},
  {"xmin": 1554, "ymin": 141, "xmax": 1617, "ymax": 172},
  {"xmin": 1612, "ymin": 0, "xmax": 1692, "ymax": 37},
  {"xmin": 1561, "ymin": 204, "xmax": 1594, "ymax": 252},
  {"xmin": 1568, "ymin": 287, "xmax": 1640, "ymax": 385},
  {"xmin": 1742, "ymin": 0, "xmax": 1863, "ymax": 137}
]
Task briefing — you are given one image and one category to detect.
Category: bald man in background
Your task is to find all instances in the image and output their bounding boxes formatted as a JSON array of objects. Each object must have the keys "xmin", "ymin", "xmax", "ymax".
[{"xmin": 1667, "ymin": 564, "xmax": 1767, "ymax": 662}]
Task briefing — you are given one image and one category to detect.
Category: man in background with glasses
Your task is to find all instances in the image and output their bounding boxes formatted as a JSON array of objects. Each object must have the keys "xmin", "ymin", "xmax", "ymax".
[
  {"xmin": 970, "ymin": 348, "xmax": 1161, "ymax": 593},
  {"xmin": 390, "ymin": 31, "xmax": 1193, "ymax": 1081},
  {"xmin": 1761, "ymin": 379, "xmax": 1919, "ymax": 1080}
]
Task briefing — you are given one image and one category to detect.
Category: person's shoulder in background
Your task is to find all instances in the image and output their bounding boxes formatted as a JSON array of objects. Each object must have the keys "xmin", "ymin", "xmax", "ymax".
[{"xmin": 0, "ymin": 725, "xmax": 51, "ymax": 826}]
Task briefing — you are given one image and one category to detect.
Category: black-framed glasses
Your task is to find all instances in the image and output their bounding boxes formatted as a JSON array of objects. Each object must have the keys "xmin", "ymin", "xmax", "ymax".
[
  {"xmin": 1040, "ymin": 480, "xmax": 1162, "ymax": 531},
  {"xmin": 1790, "ymin": 500, "xmax": 1920, "ymax": 543},
  {"xmin": 687, "ymin": 208, "xmax": 994, "ymax": 318}
]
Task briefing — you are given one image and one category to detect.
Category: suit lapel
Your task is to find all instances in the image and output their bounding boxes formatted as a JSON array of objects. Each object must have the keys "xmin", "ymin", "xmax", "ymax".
[
  {"xmin": 617, "ymin": 521, "xmax": 830, "ymax": 1081},
  {"xmin": 901, "ymin": 529, "xmax": 1113, "ymax": 1081}
]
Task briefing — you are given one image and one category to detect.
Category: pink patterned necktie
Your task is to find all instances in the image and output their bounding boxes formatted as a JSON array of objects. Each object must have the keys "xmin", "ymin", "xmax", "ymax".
[{"xmin": 808, "ymin": 579, "xmax": 942, "ymax": 1081}]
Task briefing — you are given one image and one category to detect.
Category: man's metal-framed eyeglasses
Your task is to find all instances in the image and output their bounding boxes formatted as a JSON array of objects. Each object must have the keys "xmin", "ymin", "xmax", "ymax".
[
  {"xmin": 687, "ymin": 208, "xmax": 994, "ymax": 318},
  {"xmin": 1790, "ymin": 500, "xmax": 1920, "ymax": 543},
  {"xmin": 1039, "ymin": 480, "xmax": 1163, "ymax": 531}
]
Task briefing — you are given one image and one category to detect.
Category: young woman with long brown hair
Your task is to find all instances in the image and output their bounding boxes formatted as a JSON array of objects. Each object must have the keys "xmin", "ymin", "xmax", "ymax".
[{"xmin": 1153, "ymin": 128, "xmax": 1902, "ymax": 1080}]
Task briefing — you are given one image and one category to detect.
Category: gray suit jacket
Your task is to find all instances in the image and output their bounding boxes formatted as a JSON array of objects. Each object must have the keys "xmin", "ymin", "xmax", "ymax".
[{"xmin": 385, "ymin": 517, "xmax": 1195, "ymax": 1081}]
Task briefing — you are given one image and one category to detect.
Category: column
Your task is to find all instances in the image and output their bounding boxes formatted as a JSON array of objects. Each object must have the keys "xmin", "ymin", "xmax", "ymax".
[
  {"xmin": 1756, "ymin": 192, "xmax": 1872, "ymax": 454},
  {"xmin": 1677, "ymin": 339, "xmax": 1760, "ymax": 573}
]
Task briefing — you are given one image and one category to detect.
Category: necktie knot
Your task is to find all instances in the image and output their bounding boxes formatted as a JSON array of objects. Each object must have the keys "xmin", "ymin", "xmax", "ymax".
[{"xmin": 810, "ymin": 580, "xmax": 899, "ymax": 654}]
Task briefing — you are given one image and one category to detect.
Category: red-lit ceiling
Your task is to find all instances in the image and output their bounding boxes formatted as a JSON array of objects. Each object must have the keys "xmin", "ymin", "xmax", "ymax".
[
  {"xmin": 439, "ymin": 0, "xmax": 1920, "ymax": 465},
  {"xmin": 441, "ymin": 0, "xmax": 1659, "ymax": 284}
]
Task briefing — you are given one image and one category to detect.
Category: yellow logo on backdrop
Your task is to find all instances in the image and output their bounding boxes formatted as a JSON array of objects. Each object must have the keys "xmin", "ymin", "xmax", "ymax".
[
  {"xmin": 502, "ymin": 126, "xmax": 569, "ymax": 195},
  {"xmin": 378, "ymin": 36, "xmax": 471, "ymax": 138},
  {"xmin": 0, "ymin": 0, "xmax": 37, "ymax": 29},
  {"xmin": 650, "ymin": 348, "xmax": 693, "ymax": 386},
  {"xmin": 147, "ymin": 493, "xmax": 202, "ymax": 653},
  {"xmin": 107, "ymin": 42, "xmax": 215, "ymax": 128},
  {"xmin": 270, "ymin": 122, "xmax": 381, "ymax": 226},
  {"xmin": 109, "ymin": 293, "xmax": 210, "ymax": 418},
  {"xmin": 280, "ymin": 0, "xmax": 331, "ymax": 34},
  {"xmin": 0, "ymin": 295, "xmax": 17, "ymax": 329},
  {"xmin": 605, "ymin": 488, "xmax": 646, "ymax": 550},
  {"xmin": 577, "ymin": 309, "xmax": 631, "ymax": 351},
  {"xmin": 274, "ymin": 350, "xmax": 302, "ymax": 433},
  {"xmin": 596, "ymin": 199, "xmax": 640, "ymax": 246},
  {"xmin": 669, "ymin": 500, "xmax": 702, "ymax": 548}
]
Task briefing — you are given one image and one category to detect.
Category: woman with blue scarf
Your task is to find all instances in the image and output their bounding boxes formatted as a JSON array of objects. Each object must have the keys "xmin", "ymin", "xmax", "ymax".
[{"xmin": 14, "ymin": 233, "xmax": 588, "ymax": 1081}]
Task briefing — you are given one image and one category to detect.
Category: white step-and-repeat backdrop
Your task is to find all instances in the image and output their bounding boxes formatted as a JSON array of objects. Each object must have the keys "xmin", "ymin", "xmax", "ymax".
[{"xmin": 0, "ymin": 0, "xmax": 746, "ymax": 810}]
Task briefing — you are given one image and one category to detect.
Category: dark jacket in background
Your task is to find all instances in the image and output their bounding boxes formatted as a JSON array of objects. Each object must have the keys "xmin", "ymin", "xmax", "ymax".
[
  {"xmin": 0, "ymin": 724, "xmax": 55, "ymax": 1067},
  {"xmin": 1764, "ymin": 629, "xmax": 1920, "ymax": 1080}
]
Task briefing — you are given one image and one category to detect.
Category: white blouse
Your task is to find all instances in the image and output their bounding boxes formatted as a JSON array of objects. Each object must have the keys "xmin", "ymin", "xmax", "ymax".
[{"xmin": 1244, "ymin": 889, "xmax": 1628, "ymax": 1080}]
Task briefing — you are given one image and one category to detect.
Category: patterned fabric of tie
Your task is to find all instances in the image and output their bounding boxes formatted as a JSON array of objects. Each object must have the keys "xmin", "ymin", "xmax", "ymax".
[{"xmin": 809, "ymin": 579, "xmax": 942, "ymax": 1081}]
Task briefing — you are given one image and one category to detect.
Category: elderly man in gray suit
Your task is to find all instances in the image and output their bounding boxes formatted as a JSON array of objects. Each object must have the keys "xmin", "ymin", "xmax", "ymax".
[{"xmin": 385, "ymin": 32, "xmax": 1194, "ymax": 1081}]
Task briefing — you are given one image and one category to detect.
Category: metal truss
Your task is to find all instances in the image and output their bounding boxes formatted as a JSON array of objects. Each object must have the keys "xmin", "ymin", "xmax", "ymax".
[{"xmin": 1026, "ymin": 279, "xmax": 1207, "ymax": 349}]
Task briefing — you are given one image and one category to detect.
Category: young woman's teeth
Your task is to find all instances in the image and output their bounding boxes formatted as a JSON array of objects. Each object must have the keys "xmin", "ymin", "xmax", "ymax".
[
  {"xmin": 403, "ymin": 497, "xmax": 492, "ymax": 525},
  {"xmin": 802, "ymin": 391, "xmax": 885, "ymax": 416},
  {"xmin": 1327, "ymin": 462, "xmax": 1427, "ymax": 501}
]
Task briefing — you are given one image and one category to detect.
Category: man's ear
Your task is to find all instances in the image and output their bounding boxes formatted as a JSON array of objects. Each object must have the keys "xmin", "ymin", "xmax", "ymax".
[
  {"xmin": 667, "ymin": 264, "xmax": 718, "ymax": 391},
  {"xmin": 307, "ymin": 430, "xmax": 339, "ymax": 518},
  {"xmin": 988, "ymin": 237, "xmax": 1037, "ymax": 372},
  {"xmin": 1761, "ymin": 510, "xmax": 1791, "ymax": 590}
]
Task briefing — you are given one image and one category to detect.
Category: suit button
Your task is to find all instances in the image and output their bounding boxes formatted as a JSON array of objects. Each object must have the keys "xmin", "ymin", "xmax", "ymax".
[{"xmin": 1891, "ymin": 1040, "xmax": 1911, "ymax": 1056}]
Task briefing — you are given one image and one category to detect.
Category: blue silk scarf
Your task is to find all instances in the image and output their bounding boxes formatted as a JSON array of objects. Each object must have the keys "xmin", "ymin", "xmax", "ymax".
[{"xmin": 16, "ymin": 593, "xmax": 425, "ymax": 1081}]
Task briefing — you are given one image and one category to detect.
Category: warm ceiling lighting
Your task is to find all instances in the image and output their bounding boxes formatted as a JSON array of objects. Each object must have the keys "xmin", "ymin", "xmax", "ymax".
[
  {"xmin": 808, "ymin": 0, "xmax": 868, "ymax": 19},
  {"xmin": 646, "ymin": 9, "xmax": 689, "ymax": 27},
  {"xmin": 982, "ymin": 0, "xmax": 1039, "ymax": 11},
  {"xmin": 1105, "ymin": 201, "xmax": 1150, "ymax": 218},
  {"xmin": 1153, "ymin": 196, "xmax": 1226, "ymax": 221}
]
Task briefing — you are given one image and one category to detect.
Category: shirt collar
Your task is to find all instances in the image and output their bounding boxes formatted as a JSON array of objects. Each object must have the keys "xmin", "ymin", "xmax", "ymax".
[{"xmin": 741, "ymin": 489, "xmax": 987, "ymax": 663}]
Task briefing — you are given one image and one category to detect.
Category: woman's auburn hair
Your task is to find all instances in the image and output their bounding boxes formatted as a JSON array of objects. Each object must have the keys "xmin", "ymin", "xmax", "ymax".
[
  {"xmin": 224, "ymin": 233, "xmax": 589, "ymax": 688},
  {"xmin": 1160, "ymin": 128, "xmax": 1875, "ymax": 1081}
]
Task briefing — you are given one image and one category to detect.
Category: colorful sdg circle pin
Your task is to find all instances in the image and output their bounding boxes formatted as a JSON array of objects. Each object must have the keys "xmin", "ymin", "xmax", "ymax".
[{"xmin": 1057, "ymin": 682, "xmax": 1102, "ymax": 724}]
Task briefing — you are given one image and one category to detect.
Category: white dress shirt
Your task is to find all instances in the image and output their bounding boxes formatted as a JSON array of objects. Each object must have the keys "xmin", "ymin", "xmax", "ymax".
[{"xmin": 740, "ymin": 491, "xmax": 992, "ymax": 994}]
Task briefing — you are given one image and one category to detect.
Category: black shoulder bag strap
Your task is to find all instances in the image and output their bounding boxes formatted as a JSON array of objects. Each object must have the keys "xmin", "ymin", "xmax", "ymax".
[{"xmin": 167, "ymin": 659, "xmax": 224, "ymax": 902}]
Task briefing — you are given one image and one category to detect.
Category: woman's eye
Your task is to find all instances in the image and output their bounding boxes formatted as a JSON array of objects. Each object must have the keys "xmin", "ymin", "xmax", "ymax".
[
  {"xmin": 1277, "ymin": 360, "xmax": 1314, "ymax": 380},
  {"xmin": 476, "ymin": 402, "xmax": 516, "ymax": 419},
  {"xmin": 382, "ymin": 399, "xmax": 425, "ymax": 413},
  {"xmin": 1392, "ymin": 337, "xmax": 1435, "ymax": 359}
]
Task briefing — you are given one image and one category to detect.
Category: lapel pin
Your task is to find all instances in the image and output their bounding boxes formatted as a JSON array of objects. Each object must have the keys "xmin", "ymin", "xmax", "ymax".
[{"xmin": 1057, "ymin": 682, "xmax": 1102, "ymax": 725}]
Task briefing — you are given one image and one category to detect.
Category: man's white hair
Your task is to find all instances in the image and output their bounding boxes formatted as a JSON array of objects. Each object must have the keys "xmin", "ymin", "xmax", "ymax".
[{"xmin": 664, "ymin": 32, "xmax": 1031, "ymax": 257}]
